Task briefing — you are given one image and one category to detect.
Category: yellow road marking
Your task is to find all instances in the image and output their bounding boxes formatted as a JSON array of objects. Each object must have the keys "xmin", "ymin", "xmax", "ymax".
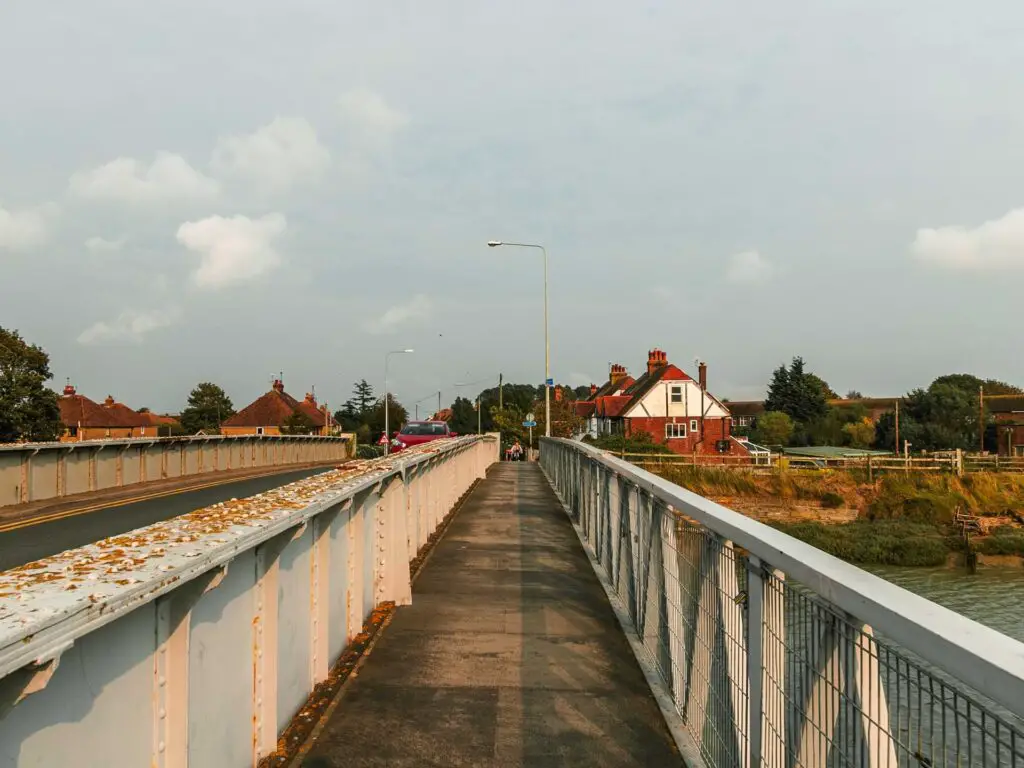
[{"xmin": 0, "ymin": 470, "xmax": 319, "ymax": 534}]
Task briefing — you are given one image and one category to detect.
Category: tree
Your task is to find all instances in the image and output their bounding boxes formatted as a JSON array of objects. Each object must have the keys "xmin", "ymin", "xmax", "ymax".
[
  {"xmin": 0, "ymin": 327, "xmax": 62, "ymax": 442},
  {"xmin": 763, "ymin": 357, "xmax": 829, "ymax": 425},
  {"xmin": 179, "ymin": 383, "xmax": 235, "ymax": 434},
  {"xmin": 752, "ymin": 411, "xmax": 794, "ymax": 447},
  {"xmin": 807, "ymin": 373, "xmax": 838, "ymax": 400},
  {"xmin": 350, "ymin": 379, "xmax": 376, "ymax": 414},
  {"xmin": 449, "ymin": 397, "xmax": 478, "ymax": 435},
  {"xmin": 363, "ymin": 395, "xmax": 408, "ymax": 441},
  {"xmin": 845, "ymin": 390, "xmax": 864, "ymax": 400},
  {"xmin": 842, "ymin": 418, "xmax": 876, "ymax": 448},
  {"xmin": 334, "ymin": 380, "xmax": 378, "ymax": 431},
  {"xmin": 534, "ymin": 396, "xmax": 583, "ymax": 441},
  {"xmin": 281, "ymin": 409, "xmax": 316, "ymax": 435},
  {"xmin": 932, "ymin": 374, "xmax": 1022, "ymax": 397},
  {"xmin": 874, "ymin": 382, "xmax": 987, "ymax": 452}
]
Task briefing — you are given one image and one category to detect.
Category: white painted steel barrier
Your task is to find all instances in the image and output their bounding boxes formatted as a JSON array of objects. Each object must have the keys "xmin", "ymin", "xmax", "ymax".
[
  {"xmin": 541, "ymin": 438, "xmax": 1024, "ymax": 768},
  {"xmin": 0, "ymin": 435, "xmax": 497, "ymax": 768},
  {"xmin": 0, "ymin": 434, "xmax": 355, "ymax": 509}
]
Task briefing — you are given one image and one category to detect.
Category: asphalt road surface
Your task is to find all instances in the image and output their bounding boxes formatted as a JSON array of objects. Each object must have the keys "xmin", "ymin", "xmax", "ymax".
[{"xmin": 0, "ymin": 467, "xmax": 332, "ymax": 571}]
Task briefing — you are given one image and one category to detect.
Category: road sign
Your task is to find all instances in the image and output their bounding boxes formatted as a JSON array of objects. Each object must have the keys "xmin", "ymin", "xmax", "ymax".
[
  {"xmin": 526, "ymin": 412, "xmax": 535, "ymax": 422},
  {"xmin": 522, "ymin": 420, "xmax": 537, "ymax": 428},
  {"xmin": 545, "ymin": 378, "xmax": 553, "ymax": 386}
]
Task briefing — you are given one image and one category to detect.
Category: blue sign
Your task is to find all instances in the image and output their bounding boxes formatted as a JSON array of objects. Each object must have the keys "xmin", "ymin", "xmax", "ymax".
[
  {"xmin": 523, "ymin": 420, "xmax": 537, "ymax": 428},
  {"xmin": 545, "ymin": 378, "xmax": 554, "ymax": 386}
]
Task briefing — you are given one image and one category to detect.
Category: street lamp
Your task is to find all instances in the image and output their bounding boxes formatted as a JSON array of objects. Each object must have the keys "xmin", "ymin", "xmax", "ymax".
[
  {"xmin": 487, "ymin": 240, "xmax": 550, "ymax": 437},
  {"xmin": 384, "ymin": 349, "xmax": 414, "ymax": 455}
]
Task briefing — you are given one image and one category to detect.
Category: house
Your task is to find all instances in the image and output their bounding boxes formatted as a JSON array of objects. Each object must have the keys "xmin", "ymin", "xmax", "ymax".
[
  {"xmin": 221, "ymin": 379, "xmax": 330, "ymax": 436},
  {"xmin": 574, "ymin": 364, "xmax": 635, "ymax": 438},
  {"xmin": 59, "ymin": 385, "xmax": 128, "ymax": 441},
  {"xmin": 987, "ymin": 395, "xmax": 1024, "ymax": 456},
  {"xmin": 577, "ymin": 349, "xmax": 748, "ymax": 457},
  {"xmin": 102, "ymin": 396, "xmax": 161, "ymax": 438}
]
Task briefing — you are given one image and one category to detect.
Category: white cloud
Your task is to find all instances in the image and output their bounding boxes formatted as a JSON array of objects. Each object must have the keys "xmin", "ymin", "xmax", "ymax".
[
  {"xmin": 0, "ymin": 203, "xmax": 57, "ymax": 251},
  {"xmin": 69, "ymin": 152, "xmax": 219, "ymax": 204},
  {"xmin": 77, "ymin": 307, "xmax": 180, "ymax": 345},
  {"xmin": 911, "ymin": 207, "xmax": 1024, "ymax": 271},
  {"xmin": 338, "ymin": 88, "xmax": 408, "ymax": 149},
  {"xmin": 85, "ymin": 235, "xmax": 127, "ymax": 254},
  {"xmin": 726, "ymin": 250, "xmax": 773, "ymax": 283},
  {"xmin": 211, "ymin": 117, "xmax": 330, "ymax": 192},
  {"xmin": 364, "ymin": 294, "xmax": 432, "ymax": 334},
  {"xmin": 177, "ymin": 213, "xmax": 287, "ymax": 290}
]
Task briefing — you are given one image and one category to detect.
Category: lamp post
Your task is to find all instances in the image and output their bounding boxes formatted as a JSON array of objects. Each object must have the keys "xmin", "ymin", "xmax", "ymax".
[
  {"xmin": 384, "ymin": 349, "xmax": 414, "ymax": 455},
  {"xmin": 487, "ymin": 241, "xmax": 550, "ymax": 437}
]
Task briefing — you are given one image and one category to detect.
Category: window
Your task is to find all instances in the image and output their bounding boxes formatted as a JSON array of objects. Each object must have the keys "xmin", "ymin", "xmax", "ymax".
[
  {"xmin": 256, "ymin": 426, "xmax": 265, "ymax": 436},
  {"xmin": 665, "ymin": 422, "xmax": 687, "ymax": 439},
  {"xmin": 670, "ymin": 385, "xmax": 682, "ymax": 403},
  {"xmin": 737, "ymin": 416, "xmax": 753, "ymax": 428},
  {"xmin": 690, "ymin": 419, "xmax": 699, "ymax": 433}
]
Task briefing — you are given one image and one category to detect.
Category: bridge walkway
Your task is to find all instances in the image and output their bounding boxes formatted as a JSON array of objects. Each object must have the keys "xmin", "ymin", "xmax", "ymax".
[{"xmin": 301, "ymin": 462, "xmax": 682, "ymax": 767}]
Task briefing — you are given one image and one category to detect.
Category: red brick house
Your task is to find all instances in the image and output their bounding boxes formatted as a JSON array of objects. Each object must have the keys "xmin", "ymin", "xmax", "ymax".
[
  {"xmin": 576, "ymin": 349, "xmax": 748, "ymax": 457},
  {"xmin": 221, "ymin": 379, "xmax": 330, "ymax": 436},
  {"xmin": 987, "ymin": 395, "xmax": 1024, "ymax": 456}
]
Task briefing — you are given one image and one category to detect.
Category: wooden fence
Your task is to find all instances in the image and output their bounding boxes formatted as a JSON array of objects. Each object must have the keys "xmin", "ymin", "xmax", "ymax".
[{"xmin": 611, "ymin": 449, "xmax": 1024, "ymax": 477}]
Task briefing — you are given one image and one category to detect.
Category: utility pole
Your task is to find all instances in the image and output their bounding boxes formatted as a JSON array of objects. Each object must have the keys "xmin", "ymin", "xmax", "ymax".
[
  {"xmin": 980, "ymin": 385, "xmax": 985, "ymax": 454},
  {"xmin": 499, "ymin": 373, "xmax": 503, "ymax": 410},
  {"xmin": 438, "ymin": 391, "xmax": 441, "ymax": 417},
  {"xmin": 894, "ymin": 399, "xmax": 900, "ymax": 458}
]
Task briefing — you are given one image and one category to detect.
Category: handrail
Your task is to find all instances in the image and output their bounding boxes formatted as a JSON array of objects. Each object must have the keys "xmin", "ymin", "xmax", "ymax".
[{"xmin": 549, "ymin": 438, "xmax": 1024, "ymax": 716}]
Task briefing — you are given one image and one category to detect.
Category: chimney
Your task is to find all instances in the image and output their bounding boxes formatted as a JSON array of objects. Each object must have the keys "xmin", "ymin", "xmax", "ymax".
[
  {"xmin": 63, "ymin": 383, "xmax": 76, "ymax": 397},
  {"xmin": 104, "ymin": 395, "xmax": 115, "ymax": 407},
  {"xmin": 590, "ymin": 383, "xmax": 598, "ymax": 398},
  {"xmin": 610, "ymin": 364, "xmax": 628, "ymax": 387},
  {"xmin": 304, "ymin": 392, "xmax": 316, "ymax": 405},
  {"xmin": 554, "ymin": 386, "xmax": 563, "ymax": 403},
  {"xmin": 272, "ymin": 379, "xmax": 285, "ymax": 393},
  {"xmin": 648, "ymin": 348, "xmax": 668, "ymax": 375},
  {"xmin": 698, "ymin": 361, "xmax": 707, "ymax": 391}
]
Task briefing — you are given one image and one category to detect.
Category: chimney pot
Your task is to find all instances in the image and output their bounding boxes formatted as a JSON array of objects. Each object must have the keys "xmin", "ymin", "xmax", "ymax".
[
  {"xmin": 698, "ymin": 361, "xmax": 708, "ymax": 391},
  {"xmin": 63, "ymin": 384, "xmax": 77, "ymax": 396},
  {"xmin": 272, "ymin": 379, "xmax": 284, "ymax": 393},
  {"xmin": 104, "ymin": 395, "xmax": 115, "ymax": 407},
  {"xmin": 648, "ymin": 348, "xmax": 668, "ymax": 375}
]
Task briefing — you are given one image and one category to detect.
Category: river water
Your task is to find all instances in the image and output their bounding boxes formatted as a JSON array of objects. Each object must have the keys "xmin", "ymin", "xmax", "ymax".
[{"xmin": 868, "ymin": 564, "xmax": 1024, "ymax": 642}]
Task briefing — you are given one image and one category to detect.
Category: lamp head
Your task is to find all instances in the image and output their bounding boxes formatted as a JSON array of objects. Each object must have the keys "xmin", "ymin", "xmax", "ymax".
[{"xmin": 487, "ymin": 241, "xmax": 502, "ymax": 247}]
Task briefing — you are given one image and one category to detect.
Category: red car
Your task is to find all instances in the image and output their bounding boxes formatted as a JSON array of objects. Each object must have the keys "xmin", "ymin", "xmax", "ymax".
[{"xmin": 387, "ymin": 421, "xmax": 457, "ymax": 453}]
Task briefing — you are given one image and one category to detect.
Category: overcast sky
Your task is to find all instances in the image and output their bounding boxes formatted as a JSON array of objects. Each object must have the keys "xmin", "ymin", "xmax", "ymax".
[{"xmin": 3, "ymin": 2, "xmax": 1024, "ymax": 413}]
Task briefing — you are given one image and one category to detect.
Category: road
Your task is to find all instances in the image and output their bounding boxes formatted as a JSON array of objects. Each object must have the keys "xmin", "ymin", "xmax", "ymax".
[{"xmin": 0, "ymin": 467, "xmax": 332, "ymax": 571}]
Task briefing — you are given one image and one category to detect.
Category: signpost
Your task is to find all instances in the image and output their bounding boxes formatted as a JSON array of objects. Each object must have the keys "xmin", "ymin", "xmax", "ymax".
[{"xmin": 523, "ymin": 412, "xmax": 537, "ymax": 451}]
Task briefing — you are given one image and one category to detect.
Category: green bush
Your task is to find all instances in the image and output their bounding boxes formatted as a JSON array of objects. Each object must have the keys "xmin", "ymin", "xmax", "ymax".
[
  {"xmin": 976, "ymin": 526, "xmax": 1024, "ymax": 556},
  {"xmin": 820, "ymin": 492, "xmax": 845, "ymax": 509},
  {"xmin": 770, "ymin": 520, "xmax": 950, "ymax": 567}
]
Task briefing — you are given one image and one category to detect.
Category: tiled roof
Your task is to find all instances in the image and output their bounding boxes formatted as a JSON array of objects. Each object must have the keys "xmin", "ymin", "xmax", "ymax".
[
  {"xmin": 433, "ymin": 408, "xmax": 454, "ymax": 422},
  {"xmin": 59, "ymin": 394, "xmax": 120, "ymax": 428},
  {"xmin": 600, "ymin": 396, "xmax": 633, "ymax": 418},
  {"xmin": 102, "ymin": 398, "xmax": 151, "ymax": 428},
  {"xmin": 589, "ymin": 375, "xmax": 635, "ymax": 401},
  {"xmin": 987, "ymin": 395, "xmax": 1024, "ymax": 413},
  {"xmin": 574, "ymin": 401, "xmax": 596, "ymax": 418},
  {"xmin": 222, "ymin": 389, "xmax": 326, "ymax": 428},
  {"xmin": 725, "ymin": 401, "xmax": 766, "ymax": 417}
]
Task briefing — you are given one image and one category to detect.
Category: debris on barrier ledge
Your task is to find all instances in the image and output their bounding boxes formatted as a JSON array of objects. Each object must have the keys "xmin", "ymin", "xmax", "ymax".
[
  {"xmin": 0, "ymin": 442, "xmax": 463, "ymax": 648},
  {"xmin": 257, "ymin": 602, "xmax": 396, "ymax": 768}
]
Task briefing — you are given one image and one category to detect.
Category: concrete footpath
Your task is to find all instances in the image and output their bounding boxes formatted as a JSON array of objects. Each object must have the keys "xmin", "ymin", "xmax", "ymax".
[{"xmin": 301, "ymin": 462, "xmax": 682, "ymax": 768}]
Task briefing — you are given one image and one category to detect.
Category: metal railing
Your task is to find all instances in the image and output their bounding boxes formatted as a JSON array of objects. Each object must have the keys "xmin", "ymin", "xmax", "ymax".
[
  {"xmin": 0, "ymin": 435, "xmax": 497, "ymax": 768},
  {"xmin": 540, "ymin": 438, "xmax": 1024, "ymax": 767}
]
